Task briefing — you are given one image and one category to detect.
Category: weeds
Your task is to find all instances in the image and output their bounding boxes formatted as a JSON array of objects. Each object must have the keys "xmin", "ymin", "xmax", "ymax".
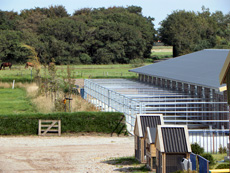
[{"xmin": 104, "ymin": 156, "xmax": 149, "ymax": 172}]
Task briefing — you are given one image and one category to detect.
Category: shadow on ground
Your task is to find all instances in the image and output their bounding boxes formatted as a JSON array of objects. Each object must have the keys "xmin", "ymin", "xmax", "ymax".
[{"xmin": 102, "ymin": 157, "xmax": 150, "ymax": 172}]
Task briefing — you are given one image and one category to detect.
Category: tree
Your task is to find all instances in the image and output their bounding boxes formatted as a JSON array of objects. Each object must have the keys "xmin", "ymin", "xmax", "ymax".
[
  {"xmin": 191, "ymin": 143, "xmax": 204, "ymax": 154},
  {"xmin": 212, "ymin": 11, "xmax": 230, "ymax": 48},
  {"xmin": 0, "ymin": 6, "xmax": 156, "ymax": 64},
  {"xmin": 159, "ymin": 8, "xmax": 218, "ymax": 57},
  {"xmin": 0, "ymin": 30, "xmax": 30, "ymax": 63},
  {"xmin": 159, "ymin": 10, "xmax": 201, "ymax": 56},
  {"xmin": 0, "ymin": 10, "xmax": 18, "ymax": 30}
]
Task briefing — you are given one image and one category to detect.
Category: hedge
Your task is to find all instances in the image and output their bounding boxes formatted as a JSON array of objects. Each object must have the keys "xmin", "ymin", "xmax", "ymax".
[
  {"xmin": 0, "ymin": 77, "xmax": 33, "ymax": 83},
  {"xmin": 0, "ymin": 112, "xmax": 126, "ymax": 135},
  {"xmin": 216, "ymin": 163, "xmax": 230, "ymax": 169}
]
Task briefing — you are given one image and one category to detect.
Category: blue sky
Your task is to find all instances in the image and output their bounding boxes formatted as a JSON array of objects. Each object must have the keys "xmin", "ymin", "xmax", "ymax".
[{"xmin": 1, "ymin": 0, "xmax": 229, "ymax": 28}]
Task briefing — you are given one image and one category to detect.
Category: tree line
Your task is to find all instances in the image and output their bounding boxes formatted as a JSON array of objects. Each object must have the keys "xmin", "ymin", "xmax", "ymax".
[
  {"xmin": 0, "ymin": 5, "xmax": 229, "ymax": 64},
  {"xmin": 159, "ymin": 6, "xmax": 230, "ymax": 57},
  {"xmin": 0, "ymin": 5, "xmax": 155, "ymax": 64}
]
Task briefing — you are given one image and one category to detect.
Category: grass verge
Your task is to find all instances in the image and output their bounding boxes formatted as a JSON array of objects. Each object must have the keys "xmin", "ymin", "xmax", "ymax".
[
  {"xmin": 0, "ymin": 64, "xmax": 143, "ymax": 81},
  {"xmin": 104, "ymin": 156, "xmax": 150, "ymax": 172},
  {"xmin": 0, "ymin": 87, "xmax": 37, "ymax": 114},
  {"xmin": 210, "ymin": 153, "xmax": 228, "ymax": 169}
]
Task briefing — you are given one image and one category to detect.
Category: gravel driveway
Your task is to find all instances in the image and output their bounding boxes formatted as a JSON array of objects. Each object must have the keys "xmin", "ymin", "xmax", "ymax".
[{"xmin": 0, "ymin": 135, "xmax": 134, "ymax": 173}]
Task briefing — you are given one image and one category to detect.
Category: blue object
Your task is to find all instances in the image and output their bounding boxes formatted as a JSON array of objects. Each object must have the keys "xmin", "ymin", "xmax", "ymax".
[
  {"xmin": 80, "ymin": 88, "xmax": 84, "ymax": 98},
  {"xmin": 190, "ymin": 153, "xmax": 197, "ymax": 170},
  {"xmin": 198, "ymin": 155, "xmax": 209, "ymax": 173}
]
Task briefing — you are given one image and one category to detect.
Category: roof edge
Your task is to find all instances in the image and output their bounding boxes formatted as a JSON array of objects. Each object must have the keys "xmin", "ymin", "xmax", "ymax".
[
  {"xmin": 219, "ymin": 50, "xmax": 230, "ymax": 85},
  {"xmin": 132, "ymin": 72, "xmax": 226, "ymax": 91}
]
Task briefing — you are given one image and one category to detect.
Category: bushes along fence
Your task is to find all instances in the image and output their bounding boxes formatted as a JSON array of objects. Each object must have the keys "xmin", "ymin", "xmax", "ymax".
[{"xmin": 0, "ymin": 112, "xmax": 126, "ymax": 135}]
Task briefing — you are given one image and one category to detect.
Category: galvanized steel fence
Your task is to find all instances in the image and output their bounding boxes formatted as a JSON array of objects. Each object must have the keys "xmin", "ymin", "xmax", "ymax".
[{"xmin": 84, "ymin": 79, "xmax": 229, "ymax": 152}]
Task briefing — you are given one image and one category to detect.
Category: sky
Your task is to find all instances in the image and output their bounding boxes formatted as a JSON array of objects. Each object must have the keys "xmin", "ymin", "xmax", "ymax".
[{"xmin": 0, "ymin": 0, "xmax": 230, "ymax": 28}]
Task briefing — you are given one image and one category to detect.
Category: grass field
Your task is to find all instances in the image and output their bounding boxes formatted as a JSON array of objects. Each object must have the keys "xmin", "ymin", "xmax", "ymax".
[
  {"xmin": 0, "ymin": 88, "xmax": 37, "ymax": 114},
  {"xmin": 151, "ymin": 46, "xmax": 173, "ymax": 59},
  {"xmin": 210, "ymin": 153, "xmax": 228, "ymax": 169},
  {"xmin": 151, "ymin": 46, "xmax": 172, "ymax": 49},
  {"xmin": 0, "ymin": 64, "xmax": 140, "ymax": 82},
  {"xmin": 151, "ymin": 51, "xmax": 172, "ymax": 56}
]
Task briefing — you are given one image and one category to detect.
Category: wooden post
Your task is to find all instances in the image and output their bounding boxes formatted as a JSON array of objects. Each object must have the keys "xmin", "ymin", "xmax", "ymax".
[
  {"xmin": 12, "ymin": 80, "xmax": 15, "ymax": 89},
  {"xmin": 31, "ymin": 69, "xmax": 32, "ymax": 81},
  {"xmin": 58, "ymin": 120, "xmax": 61, "ymax": 136},
  {"xmin": 38, "ymin": 120, "xmax": 41, "ymax": 136},
  {"xmin": 162, "ymin": 153, "xmax": 166, "ymax": 173},
  {"xmin": 69, "ymin": 99, "xmax": 71, "ymax": 112}
]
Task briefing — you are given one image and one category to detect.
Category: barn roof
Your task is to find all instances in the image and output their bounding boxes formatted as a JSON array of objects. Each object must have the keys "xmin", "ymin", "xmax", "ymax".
[
  {"xmin": 130, "ymin": 49, "xmax": 230, "ymax": 91},
  {"xmin": 135, "ymin": 114, "xmax": 164, "ymax": 137},
  {"xmin": 146, "ymin": 127, "xmax": 157, "ymax": 144},
  {"xmin": 157, "ymin": 125, "xmax": 191, "ymax": 153}
]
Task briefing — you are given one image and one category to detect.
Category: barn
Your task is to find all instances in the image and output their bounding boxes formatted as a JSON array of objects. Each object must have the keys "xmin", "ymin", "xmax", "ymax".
[
  {"xmin": 129, "ymin": 49, "xmax": 229, "ymax": 128},
  {"xmin": 84, "ymin": 49, "xmax": 229, "ymax": 152}
]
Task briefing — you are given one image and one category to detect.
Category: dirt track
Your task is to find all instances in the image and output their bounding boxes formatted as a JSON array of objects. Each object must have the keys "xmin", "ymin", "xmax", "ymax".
[{"xmin": 0, "ymin": 135, "xmax": 134, "ymax": 173}]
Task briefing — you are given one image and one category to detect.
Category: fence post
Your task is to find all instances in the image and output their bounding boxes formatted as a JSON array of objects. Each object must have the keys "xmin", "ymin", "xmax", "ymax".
[
  {"xmin": 38, "ymin": 120, "xmax": 41, "ymax": 136},
  {"xmin": 31, "ymin": 69, "xmax": 33, "ymax": 81},
  {"xmin": 58, "ymin": 120, "xmax": 61, "ymax": 136},
  {"xmin": 12, "ymin": 80, "xmax": 15, "ymax": 89}
]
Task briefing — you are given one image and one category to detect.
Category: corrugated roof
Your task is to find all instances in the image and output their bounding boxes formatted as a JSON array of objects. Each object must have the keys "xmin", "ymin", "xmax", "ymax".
[
  {"xmin": 130, "ymin": 49, "xmax": 230, "ymax": 89},
  {"xmin": 140, "ymin": 115, "xmax": 161, "ymax": 136},
  {"xmin": 162, "ymin": 127, "xmax": 188, "ymax": 153},
  {"xmin": 149, "ymin": 127, "xmax": 157, "ymax": 144}
]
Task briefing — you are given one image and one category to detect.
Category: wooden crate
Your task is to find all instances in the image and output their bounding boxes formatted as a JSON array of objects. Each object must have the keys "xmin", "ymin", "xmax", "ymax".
[{"xmin": 38, "ymin": 120, "xmax": 61, "ymax": 136}]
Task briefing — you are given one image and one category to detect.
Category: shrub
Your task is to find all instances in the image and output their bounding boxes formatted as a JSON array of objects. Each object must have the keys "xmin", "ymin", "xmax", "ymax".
[
  {"xmin": 130, "ymin": 58, "xmax": 144, "ymax": 67},
  {"xmin": 216, "ymin": 163, "xmax": 230, "ymax": 169},
  {"xmin": 191, "ymin": 143, "xmax": 204, "ymax": 154},
  {"xmin": 201, "ymin": 153, "xmax": 215, "ymax": 165},
  {"xmin": 218, "ymin": 145, "xmax": 227, "ymax": 154},
  {"xmin": 79, "ymin": 53, "xmax": 92, "ymax": 64},
  {"xmin": 223, "ymin": 147, "xmax": 227, "ymax": 153},
  {"xmin": 219, "ymin": 144, "xmax": 223, "ymax": 154},
  {"xmin": 0, "ymin": 112, "xmax": 126, "ymax": 135}
]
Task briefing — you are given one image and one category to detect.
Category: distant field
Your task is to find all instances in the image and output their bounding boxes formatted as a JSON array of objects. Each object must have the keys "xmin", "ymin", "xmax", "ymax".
[
  {"xmin": 151, "ymin": 46, "xmax": 173, "ymax": 59},
  {"xmin": 0, "ymin": 88, "xmax": 37, "ymax": 114},
  {"xmin": 151, "ymin": 46, "xmax": 173, "ymax": 49},
  {"xmin": 151, "ymin": 52, "xmax": 172, "ymax": 56},
  {"xmin": 0, "ymin": 64, "xmax": 142, "ymax": 81}
]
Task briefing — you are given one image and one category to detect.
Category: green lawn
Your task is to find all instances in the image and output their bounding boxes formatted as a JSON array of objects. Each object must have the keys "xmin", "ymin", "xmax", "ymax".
[
  {"xmin": 56, "ymin": 64, "xmax": 139, "ymax": 78},
  {"xmin": 150, "ymin": 46, "xmax": 173, "ymax": 59},
  {"xmin": 210, "ymin": 153, "xmax": 228, "ymax": 169},
  {"xmin": 0, "ymin": 88, "xmax": 37, "ymax": 114},
  {"xmin": 151, "ymin": 52, "xmax": 173, "ymax": 56},
  {"xmin": 0, "ymin": 64, "xmax": 143, "ymax": 81},
  {"xmin": 151, "ymin": 46, "xmax": 172, "ymax": 49}
]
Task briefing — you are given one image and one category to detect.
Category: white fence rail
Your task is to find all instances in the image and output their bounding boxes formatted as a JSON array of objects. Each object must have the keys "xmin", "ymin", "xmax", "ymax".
[{"xmin": 84, "ymin": 79, "xmax": 229, "ymax": 153}]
